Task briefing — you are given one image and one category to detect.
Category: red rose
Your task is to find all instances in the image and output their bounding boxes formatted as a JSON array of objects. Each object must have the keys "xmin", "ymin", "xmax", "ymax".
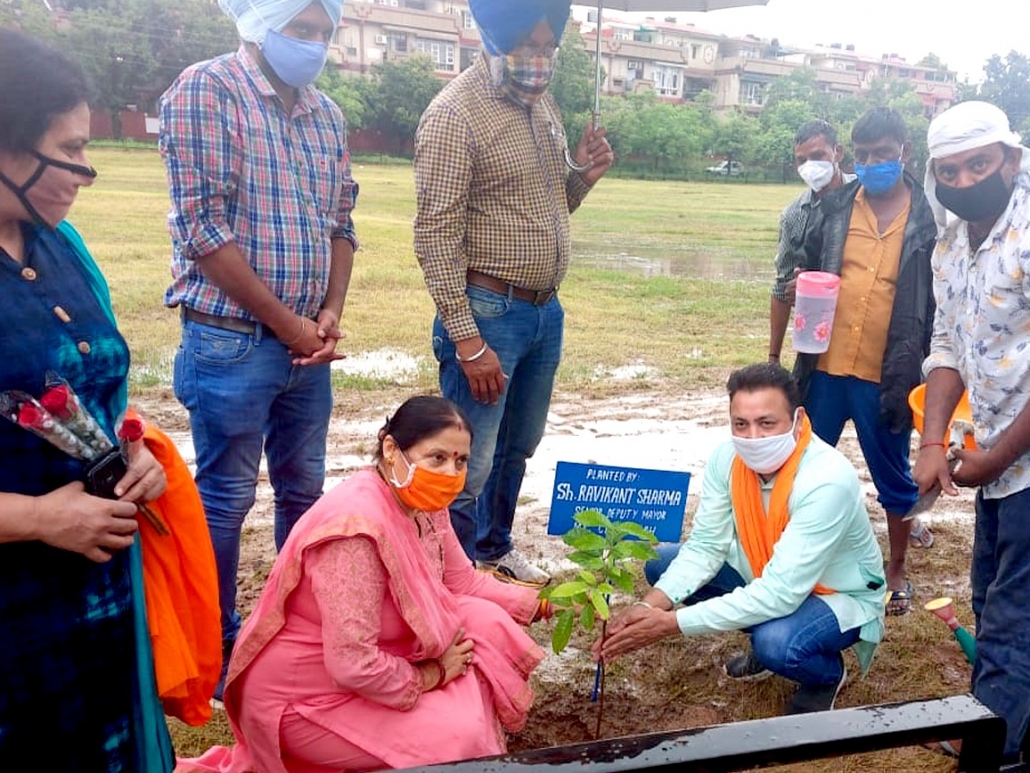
[
  {"xmin": 17, "ymin": 402, "xmax": 53, "ymax": 431},
  {"xmin": 40, "ymin": 384, "xmax": 75, "ymax": 421},
  {"xmin": 118, "ymin": 417, "xmax": 145, "ymax": 443}
]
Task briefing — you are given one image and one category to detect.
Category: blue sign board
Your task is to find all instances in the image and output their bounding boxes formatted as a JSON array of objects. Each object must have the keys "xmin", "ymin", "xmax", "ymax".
[{"xmin": 548, "ymin": 461, "xmax": 690, "ymax": 543}]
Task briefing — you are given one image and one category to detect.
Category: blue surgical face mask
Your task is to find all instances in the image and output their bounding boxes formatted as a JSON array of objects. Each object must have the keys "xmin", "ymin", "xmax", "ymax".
[
  {"xmin": 261, "ymin": 29, "xmax": 328, "ymax": 88},
  {"xmin": 854, "ymin": 151, "xmax": 904, "ymax": 196}
]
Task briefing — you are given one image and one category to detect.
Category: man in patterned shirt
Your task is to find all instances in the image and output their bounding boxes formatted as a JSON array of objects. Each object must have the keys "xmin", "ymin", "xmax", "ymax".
[
  {"xmin": 414, "ymin": 0, "xmax": 613, "ymax": 584},
  {"xmin": 159, "ymin": 0, "xmax": 358, "ymax": 699},
  {"xmin": 768, "ymin": 119, "xmax": 853, "ymax": 364},
  {"xmin": 914, "ymin": 101, "xmax": 1030, "ymax": 764}
]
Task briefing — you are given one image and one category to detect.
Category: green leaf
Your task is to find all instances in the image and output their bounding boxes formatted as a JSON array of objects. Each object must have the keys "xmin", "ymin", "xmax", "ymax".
[
  {"xmin": 589, "ymin": 589, "xmax": 611, "ymax": 620},
  {"xmin": 573, "ymin": 509, "xmax": 613, "ymax": 530},
  {"xmin": 566, "ymin": 551, "xmax": 605, "ymax": 570},
  {"xmin": 618, "ymin": 521, "xmax": 660, "ymax": 543},
  {"xmin": 578, "ymin": 570, "xmax": 598, "ymax": 586},
  {"xmin": 608, "ymin": 567, "xmax": 636, "ymax": 593},
  {"xmin": 611, "ymin": 540, "xmax": 661, "ymax": 561},
  {"xmin": 552, "ymin": 609, "xmax": 575, "ymax": 654},
  {"xmin": 548, "ymin": 581, "xmax": 590, "ymax": 599},
  {"xmin": 597, "ymin": 582, "xmax": 616, "ymax": 595},
  {"xmin": 563, "ymin": 528, "xmax": 608, "ymax": 552},
  {"xmin": 580, "ymin": 604, "xmax": 596, "ymax": 631}
]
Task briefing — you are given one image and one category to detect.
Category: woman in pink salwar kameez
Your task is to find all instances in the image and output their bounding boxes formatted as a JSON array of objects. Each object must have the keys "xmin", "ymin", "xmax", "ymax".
[{"xmin": 177, "ymin": 396, "xmax": 547, "ymax": 773}]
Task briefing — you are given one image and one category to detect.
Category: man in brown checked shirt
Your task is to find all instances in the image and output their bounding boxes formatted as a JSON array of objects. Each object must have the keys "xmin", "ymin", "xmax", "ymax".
[{"xmin": 414, "ymin": 0, "xmax": 613, "ymax": 584}]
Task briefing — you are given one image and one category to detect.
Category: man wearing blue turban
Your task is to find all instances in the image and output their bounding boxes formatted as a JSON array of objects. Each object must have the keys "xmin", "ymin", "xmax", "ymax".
[
  {"xmin": 415, "ymin": 0, "xmax": 614, "ymax": 584},
  {"xmin": 159, "ymin": 0, "xmax": 359, "ymax": 701}
]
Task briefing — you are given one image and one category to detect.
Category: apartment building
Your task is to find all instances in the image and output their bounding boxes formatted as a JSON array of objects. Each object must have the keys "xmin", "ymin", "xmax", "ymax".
[
  {"xmin": 332, "ymin": 0, "xmax": 958, "ymax": 118},
  {"xmin": 334, "ymin": 0, "xmax": 482, "ymax": 76},
  {"xmin": 583, "ymin": 16, "xmax": 958, "ymax": 117}
]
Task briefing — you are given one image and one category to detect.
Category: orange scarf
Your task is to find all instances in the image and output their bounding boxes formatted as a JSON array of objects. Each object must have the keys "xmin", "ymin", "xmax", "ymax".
[
  {"xmin": 135, "ymin": 415, "xmax": 222, "ymax": 726},
  {"xmin": 730, "ymin": 413, "xmax": 834, "ymax": 595}
]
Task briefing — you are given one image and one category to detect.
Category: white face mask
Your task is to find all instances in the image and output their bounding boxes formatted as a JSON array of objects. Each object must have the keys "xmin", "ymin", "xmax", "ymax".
[
  {"xmin": 732, "ymin": 410, "xmax": 800, "ymax": 475},
  {"xmin": 797, "ymin": 159, "xmax": 836, "ymax": 192}
]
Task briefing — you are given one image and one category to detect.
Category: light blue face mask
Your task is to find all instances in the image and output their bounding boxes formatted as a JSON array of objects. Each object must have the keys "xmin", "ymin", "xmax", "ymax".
[
  {"xmin": 261, "ymin": 28, "xmax": 328, "ymax": 88},
  {"xmin": 854, "ymin": 152, "xmax": 904, "ymax": 195}
]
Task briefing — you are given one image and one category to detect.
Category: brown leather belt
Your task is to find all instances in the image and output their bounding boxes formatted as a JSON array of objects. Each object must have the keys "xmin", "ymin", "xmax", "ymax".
[
  {"xmin": 466, "ymin": 269, "xmax": 557, "ymax": 306},
  {"xmin": 182, "ymin": 306, "xmax": 258, "ymax": 335}
]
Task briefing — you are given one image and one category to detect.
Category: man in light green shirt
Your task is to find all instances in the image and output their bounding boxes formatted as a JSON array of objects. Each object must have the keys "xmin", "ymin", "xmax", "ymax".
[{"xmin": 594, "ymin": 363, "xmax": 885, "ymax": 714}]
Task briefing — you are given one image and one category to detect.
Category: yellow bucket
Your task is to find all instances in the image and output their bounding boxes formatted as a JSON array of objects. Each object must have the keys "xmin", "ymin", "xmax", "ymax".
[{"xmin": 908, "ymin": 383, "xmax": 977, "ymax": 450}]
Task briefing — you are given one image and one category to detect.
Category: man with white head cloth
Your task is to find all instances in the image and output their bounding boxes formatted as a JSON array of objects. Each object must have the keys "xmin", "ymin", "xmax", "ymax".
[
  {"xmin": 414, "ymin": 0, "xmax": 614, "ymax": 585},
  {"xmin": 914, "ymin": 100, "xmax": 1030, "ymax": 763},
  {"xmin": 159, "ymin": 0, "xmax": 358, "ymax": 701}
]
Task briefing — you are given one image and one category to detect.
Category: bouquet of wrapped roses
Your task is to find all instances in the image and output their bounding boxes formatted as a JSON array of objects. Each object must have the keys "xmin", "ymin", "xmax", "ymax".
[{"xmin": 0, "ymin": 373, "xmax": 169, "ymax": 535}]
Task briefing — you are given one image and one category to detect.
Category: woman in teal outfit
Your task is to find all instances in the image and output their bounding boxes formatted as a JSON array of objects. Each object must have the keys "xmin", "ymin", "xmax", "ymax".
[{"xmin": 0, "ymin": 30, "xmax": 172, "ymax": 771}]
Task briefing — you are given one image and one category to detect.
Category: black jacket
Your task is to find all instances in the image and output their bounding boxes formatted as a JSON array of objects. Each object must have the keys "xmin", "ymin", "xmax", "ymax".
[{"xmin": 793, "ymin": 174, "xmax": 938, "ymax": 433}]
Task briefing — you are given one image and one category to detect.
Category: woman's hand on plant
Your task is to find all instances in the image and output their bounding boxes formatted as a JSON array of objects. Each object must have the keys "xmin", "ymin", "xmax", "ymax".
[
  {"xmin": 34, "ymin": 481, "xmax": 139, "ymax": 562},
  {"xmin": 439, "ymin": 627, "xmax": 475, "ymax": 684},
  {"xmin": 115, "ymin": 439, "xmax": 167, "ymax": 503},
  {"xmin": 591, "ymin": 604, "xmax": 679, "ymax": 662}
]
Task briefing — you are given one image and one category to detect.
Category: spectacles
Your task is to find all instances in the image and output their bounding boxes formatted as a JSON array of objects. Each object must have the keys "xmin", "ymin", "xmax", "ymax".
[{"xmin": 512, "ymin": 43, "xmax": 559, "ymax": 58}]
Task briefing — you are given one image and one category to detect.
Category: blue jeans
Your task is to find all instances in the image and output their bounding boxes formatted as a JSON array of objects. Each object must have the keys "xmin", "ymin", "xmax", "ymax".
[
  {"xmin": 174, "ymin": 318, "xmax": 332, "ymax": 643},
  {"xmin": 972, "ymin": 487, "xmax": 1030, "ymax": 759},
  {"xmin": 804, "ymin": 371, "xmax": 918, "ymax": 516},
  {"xmin": 433, "ymin": 286, "xmax": 564, "ymax": 561},
  {"xmin": 646, "ymin": 545, "xmax": 860, "ymax": 687}
]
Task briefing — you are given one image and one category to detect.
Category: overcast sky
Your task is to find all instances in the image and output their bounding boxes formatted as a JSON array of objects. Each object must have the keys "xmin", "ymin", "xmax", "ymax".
[{"xmin": 572, "ymin": 0, "xmax": 1026, "ymax": 84}]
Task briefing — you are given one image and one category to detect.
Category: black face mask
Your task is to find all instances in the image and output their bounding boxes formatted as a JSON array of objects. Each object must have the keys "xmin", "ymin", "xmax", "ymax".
[
  {"xmin": 935, "ymin": 166, "xmax": 1014, "ymax": 225},
  {"xmin": 0, "ymin": 150, "xmax": 97, "ymax": 228}
]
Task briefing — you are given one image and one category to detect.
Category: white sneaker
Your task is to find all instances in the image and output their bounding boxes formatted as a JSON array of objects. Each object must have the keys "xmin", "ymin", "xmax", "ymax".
[{"xmin": 477, "ymin": 549, "xmax": 550, "ymax": 586}]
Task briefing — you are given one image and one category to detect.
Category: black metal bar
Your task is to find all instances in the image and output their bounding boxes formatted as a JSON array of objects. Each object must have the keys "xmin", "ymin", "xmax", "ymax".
[{"xmin": 399, "ymin": 694, "xmax": 1006, "ymax": 773}]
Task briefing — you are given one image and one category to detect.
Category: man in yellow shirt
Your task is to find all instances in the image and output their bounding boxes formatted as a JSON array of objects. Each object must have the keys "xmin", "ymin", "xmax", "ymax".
[{"xmin": 794, "ymin": 108, "xmax": 937, "ymax": 615}]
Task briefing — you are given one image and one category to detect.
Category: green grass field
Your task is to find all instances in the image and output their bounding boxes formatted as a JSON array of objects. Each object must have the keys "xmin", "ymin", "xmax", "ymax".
[{"xmin": 73, "ymin": 147, "xmax": 801, "ymax": 396}]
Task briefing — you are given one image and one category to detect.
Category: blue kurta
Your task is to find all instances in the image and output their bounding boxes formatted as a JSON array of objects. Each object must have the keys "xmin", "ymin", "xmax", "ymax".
[{"xmin": 0, "ymin": 222, "xmax": 169, "ymax": 771}]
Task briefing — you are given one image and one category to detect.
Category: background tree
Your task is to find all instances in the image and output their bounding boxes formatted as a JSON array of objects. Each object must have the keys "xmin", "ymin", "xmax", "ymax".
[
  {"xmin": 365, "ymin": 56, "xmax": 444, "ymax": 156},
  {"xmin": 966, "ymin": 51, "xmax": 1030, "ymax": 143},
  {"xmin": 754, "ymin": 97, "xmax": 815, "ymax": 176},
  {"xmin": 317, "ymin": 67, "xmax": 373, "ymax": 131},
  {"xmin": 713, "ymin": 109, "xmax": 759, "ymax": 167},
  {"xmin": 2, "ymin": 0, "xmax": 235, "ymax": 139},
  {"xmin": 551, "ymin": 25, "xmax": 598, "ymax": 144},
  {"xmin": 0, "ymin": 0, "xmax": 55, "ymax": 36},
  {"xmin": 916, "ymin": 52, "xmax": 947, "ymax": 70}
]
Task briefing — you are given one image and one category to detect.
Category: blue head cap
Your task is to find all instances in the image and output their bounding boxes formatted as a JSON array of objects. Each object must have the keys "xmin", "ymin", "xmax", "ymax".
[{"xmin": 468, "ymin": 0, "xmax": 571, "ymax": 55}]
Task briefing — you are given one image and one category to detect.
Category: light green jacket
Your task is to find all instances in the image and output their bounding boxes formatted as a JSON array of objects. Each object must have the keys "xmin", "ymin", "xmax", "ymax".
[{"xmin": 654, "ymin": 435, "xmax": 885, "ymax": 673}]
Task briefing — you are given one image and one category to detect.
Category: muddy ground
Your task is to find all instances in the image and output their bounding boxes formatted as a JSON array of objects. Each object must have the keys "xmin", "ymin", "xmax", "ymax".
[{"xmin": 149, "ymin": 382, "xmax": 976, "ymax": 770}]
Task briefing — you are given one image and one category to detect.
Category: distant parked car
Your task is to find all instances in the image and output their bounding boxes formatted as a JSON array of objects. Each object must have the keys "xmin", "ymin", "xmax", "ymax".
[{"xmin": 706, "ymin": 160, "xmax": 744, "ymax": 176}]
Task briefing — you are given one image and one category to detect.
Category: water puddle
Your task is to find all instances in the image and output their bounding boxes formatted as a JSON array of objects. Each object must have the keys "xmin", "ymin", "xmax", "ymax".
[{"xmin": 574, "ymin": 239, "xmax": 773, "ymax": 282}]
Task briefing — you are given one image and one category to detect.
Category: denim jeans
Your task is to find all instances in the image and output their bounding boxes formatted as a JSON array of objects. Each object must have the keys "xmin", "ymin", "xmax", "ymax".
[
  {"xmin": 646, "ymin": 545, "xmax": 860, "ymax": 687},
  {"xmin": 804, "ymin": 371, "xmax": 918, "ymax": 515},
  {"xmin": 433, "ymin": 286, "xmax": 564, "ymax": 561},
  {"xmin": 174, "ymin": 318, "xmax": 332, "ymax": 643},
  {"xmin": 972, "ymin": 487, "xmax": 1030, "ymax": 759}
]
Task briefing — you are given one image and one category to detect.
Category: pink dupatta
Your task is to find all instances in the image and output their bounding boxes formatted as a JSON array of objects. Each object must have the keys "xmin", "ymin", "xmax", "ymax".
[{"xmin": 185, "ymin": 469, "xmax": 542, "ymax": 772}]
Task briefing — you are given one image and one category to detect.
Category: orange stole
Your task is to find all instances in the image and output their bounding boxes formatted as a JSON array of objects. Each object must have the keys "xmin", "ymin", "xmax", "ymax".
[
  {"xmin": 730, "ymin": 414, "xmax": 834, "ymax": 596},
  {"xmin": 134, "ymin": 414, "xmax": 222, "ymax": 726}
]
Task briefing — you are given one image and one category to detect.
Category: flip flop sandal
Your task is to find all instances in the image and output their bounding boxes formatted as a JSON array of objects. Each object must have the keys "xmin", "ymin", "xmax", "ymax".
[
  {"xmin": 909, "ymin": 518, "xmax": 935, "ymax": 548},
  {"xmin": 886, "ymin": 580, "xmax": 914, "ymax": 616}
]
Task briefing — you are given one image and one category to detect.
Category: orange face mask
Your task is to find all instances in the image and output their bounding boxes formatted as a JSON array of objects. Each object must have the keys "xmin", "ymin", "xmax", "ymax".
[{"xmin": 388, "ymin": 452, "xmax": 467, "ymax": 512}]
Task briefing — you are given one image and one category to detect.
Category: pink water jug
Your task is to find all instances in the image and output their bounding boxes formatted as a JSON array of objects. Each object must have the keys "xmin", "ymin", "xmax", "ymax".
[{"xmin": 793, "ymin": 271, "xmax": 841, "ymax": 354}]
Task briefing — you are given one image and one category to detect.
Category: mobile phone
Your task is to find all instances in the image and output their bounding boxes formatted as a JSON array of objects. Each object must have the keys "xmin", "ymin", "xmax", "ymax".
[{"xmin": 85, "ymin": 448, "xmax": 128, "ymax": 500}]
